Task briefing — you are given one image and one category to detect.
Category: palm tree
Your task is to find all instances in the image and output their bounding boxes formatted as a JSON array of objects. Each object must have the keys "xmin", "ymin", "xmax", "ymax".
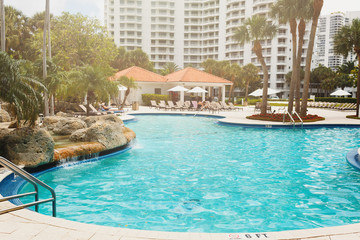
[
  {"xmin": 42, "ymin": 0, "xmax": 50, "ymax": 116},
  {"xmin": 160, "ymin": 62, "xmax": 180, "ymax": 76},
  {"xmin": 67, "ymin": 65, "xmax": 118, "ymax": 116},
  {"xmin": 271, "ymin": 0, "xmax": 312, "ymax": 113},
  {"xmin": 233, "ymin": 15, "xmax": 277, "ymax": 114},
  {"xmin": 242, "ymin": 63, "xmax": 261, "ymax": 106},
  {"xmin": 334, "ymin": 18, "xmax": 360, "ymax": 116},
  {"xmin": 0, "ymin": 51, "xmax": 45, "ymax": 126},
  {"xmin": 116, "ymin": 76, "xmax": 138, "ymax": 109},
  {"xmin": 0, "ymin": 0, "xmax": 5, "ymax": 51},
  {"xmin": 225, "ymin": 63, "xmax": 242, "ymax": 102},
  {"xmin": 301, "ymin": 0, "xmax": 324, "ymax": 117}
]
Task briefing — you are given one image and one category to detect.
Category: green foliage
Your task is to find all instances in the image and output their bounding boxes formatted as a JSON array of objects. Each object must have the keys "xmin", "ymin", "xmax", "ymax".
[
  {"xmin": 112, "ymin": 47, "xmax": 154, "ymax": 71},
  {"xmin": 3, "ymin": 6, "xmax": 32, "ymax": 59},
  {"xmin": 315, "ymin": 97, "xmax": 356, "ymax": 103},
  {"xmin": 0, "ymin": 51, "xmax": 45, "ymax": 126},
  {"xmin": 236, "ymin": 98, "xmax": 261, "ymax": 105},
  {"xmin": 29, "ymin": 12, "xmax": 117, "ymax": 70},
  {"xmin": 64, "ymin": 65, "xmax": 118, "ymax": 113},
  {"xmin": 160, "ymin": 62, "xmax": 180, "ymax": 76},
  {"xmin": 142, "ymin": 94, "xmax": 169, "ymax": 106}
]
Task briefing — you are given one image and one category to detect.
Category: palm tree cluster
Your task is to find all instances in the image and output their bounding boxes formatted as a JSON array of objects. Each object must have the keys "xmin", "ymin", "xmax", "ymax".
[
  {"xmin": 201, "ymin": 59, "xmax": 261, "ymax": 104},
  {"xmin": 233, "ymin": 0, "xmax": 324, "ymax": 116}
]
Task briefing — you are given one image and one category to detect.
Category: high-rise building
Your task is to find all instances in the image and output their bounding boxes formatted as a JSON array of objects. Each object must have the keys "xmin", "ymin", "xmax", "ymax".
[
  {"xmin": 104, "ymin": 0, "xmax": 311, "ymax": 98},
  {"xmin": 314, "ymin": 11, "xmax": 360, "ymax": 71}
]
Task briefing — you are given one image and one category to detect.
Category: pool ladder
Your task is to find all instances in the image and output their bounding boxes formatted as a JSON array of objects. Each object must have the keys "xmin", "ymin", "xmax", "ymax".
[
  {"xmin": 282, "ymin": 110, "xmax": 303, "ymax": 129},
  {"xmin": 0, "ymin": 156, "xmax": 56, "ymax": 217}
]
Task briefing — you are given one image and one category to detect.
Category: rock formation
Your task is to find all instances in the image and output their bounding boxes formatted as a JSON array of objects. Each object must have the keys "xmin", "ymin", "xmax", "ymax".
[
  {"xmin": 0, "ymin": 127, "xmax": 55, "ymax": 167},
  {"xmin": 0, "ymin": 109, "xmax": 11, "ymax": 122}
]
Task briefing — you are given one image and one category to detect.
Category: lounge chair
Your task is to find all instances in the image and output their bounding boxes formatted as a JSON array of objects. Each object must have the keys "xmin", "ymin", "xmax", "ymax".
[
  {"xmin": 167, "ymin": 101, "xmax": 180, "ymax": 111},
  {"xmin": 208, "ymin": 102, "xmax": 220, "ymax": 113},
  {"xmin": 254, "ymin": 102, "xmax": 261, "ymax": 112},
  {"xmin": 176, "ymin": 101, "xmax": 186, "ymax": 111},
  {"xmin": 220, "ymin": 102, "xmax": 231, "ymax": 111},
  {"xmin": 228, "ymin": 102, "xmax": 243, "ymax": 111},
  {"xmin": 159, "ymin": 100, "xmax": 170, "ymax": 110},
  {"xmin": 184, "ymin": 101, "xmax": 192, "ymax": 110},
  {"xmin": 79, "ymin": 104, "xmax": 99, "ymax": 116},
  {"xmin": 150, "ymin": 100, "xmax": 159, "ymax": 109},
  {"xmin": 191, "ymin": 101, "xmax": 198, "ymax": 111}
]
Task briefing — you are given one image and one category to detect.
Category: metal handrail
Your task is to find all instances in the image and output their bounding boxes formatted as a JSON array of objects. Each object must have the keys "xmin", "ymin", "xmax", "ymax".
[
  {"xmin": 283, "ymin": 110, "xmax": 295, "ymax": 126},
  {"xmin": 293, "ymin": 111, "xmax": 303, "ymax": 129},
  {"xmin": 0, "ymin": 156, "xmax": 56, "ymax": 217}
]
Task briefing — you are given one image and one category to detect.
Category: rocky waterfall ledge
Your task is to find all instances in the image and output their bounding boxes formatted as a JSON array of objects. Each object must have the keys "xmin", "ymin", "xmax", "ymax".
[{"xmin": 0, "ymin": 114, "xmax": 136, "ymax": 168}]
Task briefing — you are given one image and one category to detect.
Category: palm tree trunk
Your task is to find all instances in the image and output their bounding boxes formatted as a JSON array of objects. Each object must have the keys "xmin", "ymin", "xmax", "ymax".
[
  {"xmin": 0, "ymin": 0, "xmax": 5, "ymax": 52},
  {"xmin": 356, "ymin": 53, "xmax": 360, "ymax": 117},
  {"xmin": 229, "ymin": 83, "xmax": 235, "ymax": 102},
  {"xmin": 42, "ymin": 1, "xmax": 49, "ymax": 117},
  {"xmin": 244, "ymin": 81, "xmax": 249, "ymax": 106},
  {"xmin": 301, "ymin": 0, "xmax": 323, "ymax": 117},
  {"xmin": 288, "ymin": 19, "xmax": 298, "ymax": 113},
  {"xmin": 121, "ymin": 88, "xmax": 130, "ymax": 109},
  {"xmin": 254, "ymin": 40, "xmax": 268, "ymax": 115},
  {"xmin": 295, "ymin": 19, "xmax": 306, "ymax": 113}
]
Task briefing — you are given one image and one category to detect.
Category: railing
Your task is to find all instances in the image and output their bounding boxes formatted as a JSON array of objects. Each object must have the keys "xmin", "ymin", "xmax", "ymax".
[
  {"xmin": 0, "ymin": 156, "xmax": 56, "ymax": 217},
  {"xmin": 293, "ymin": 111, "xmax": 304, "ymax": 129}
]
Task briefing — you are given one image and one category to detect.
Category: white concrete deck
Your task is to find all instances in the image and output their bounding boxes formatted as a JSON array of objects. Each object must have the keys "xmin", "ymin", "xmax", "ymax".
[{"xmin": 1, "ymin": 106, "xmax": 360, "ymax": 240}]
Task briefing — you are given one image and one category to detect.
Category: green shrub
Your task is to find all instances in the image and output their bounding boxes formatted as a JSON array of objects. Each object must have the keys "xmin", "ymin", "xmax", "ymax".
[
  {"xmin": 142, "ymin": 94, "xmax": 170, "ymax": 106},
  {"xmin": 236, "ymin": 98, "xmax": 261, "ymax": 105},
  {"xmin": 315, "ymin": 97, "xmax": 356, "ymax": 103}
]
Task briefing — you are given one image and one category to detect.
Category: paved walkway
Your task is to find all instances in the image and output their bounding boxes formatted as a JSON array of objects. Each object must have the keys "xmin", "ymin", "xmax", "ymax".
[{"xmin": 1, "ymin": 106, "xmax": 360, "ymax": 240}]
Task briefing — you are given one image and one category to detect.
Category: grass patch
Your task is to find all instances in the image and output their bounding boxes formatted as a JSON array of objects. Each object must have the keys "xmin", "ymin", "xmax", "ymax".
[
  {"xmin": 246, "ymin": 113, "xmax": 325, "ymax": 122},
  {"xmin": 269, "ymin": 103, "xmax": 288, "ymax": 107},
  {"xmin": 346, "ymin": 115, "xmax": 360, "ymax": 120}
]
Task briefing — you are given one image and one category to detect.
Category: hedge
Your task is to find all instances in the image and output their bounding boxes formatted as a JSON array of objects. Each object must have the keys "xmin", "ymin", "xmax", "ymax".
[
  {"xmin": 142, "ymin": 94, "xmax": 170, "ymax": 106},
  {"xmin": 315, "ymin": 97, "xmax": 356, "ymax": 103}
]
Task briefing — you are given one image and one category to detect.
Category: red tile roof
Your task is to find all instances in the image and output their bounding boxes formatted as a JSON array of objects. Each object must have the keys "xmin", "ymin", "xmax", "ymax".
[
  {"xmin": 112, "ymin": 66, "xmax": 167, "ymax": 82},
  {"xmin": 112, "ymin": 66, "xmax": 232, "ymax": 84},
  {"xmin": 166, "ymin": 67, "xmax": 233, "ymax": 84}
]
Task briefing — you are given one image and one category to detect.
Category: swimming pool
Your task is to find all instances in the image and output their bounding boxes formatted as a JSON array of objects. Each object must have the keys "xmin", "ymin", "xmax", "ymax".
[{"xmin": 13, "ymin": 115, "xmax": 360, "ymax": 232}]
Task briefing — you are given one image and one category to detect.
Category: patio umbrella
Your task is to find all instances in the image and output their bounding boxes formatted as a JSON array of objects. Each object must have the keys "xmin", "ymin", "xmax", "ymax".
[
  {"xmin": 118, "ymin": 85, "xmax": 128, "ymax": 91},
  {"xmin": 249, "ymin": 88, "xmax": 280, "ymax": 97},
  {"xmin": 330, "ymin": 89, "xmax": 351, "ymax": 97},
  {"xmin": 187, "ymin": 87, "xmax": 208, "ymax": 93},
  {"xmin": 167, "ymin": 86, "xmax": 189, "ymax": 92},
  {"xmin": 168, "ymin": 86, "xmax": 189, "ymax": 102}
]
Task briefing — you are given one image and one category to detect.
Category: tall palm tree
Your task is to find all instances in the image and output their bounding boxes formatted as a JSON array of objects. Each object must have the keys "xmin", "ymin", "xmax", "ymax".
[
  {"xmin": 67, "ymin": 65, "xmax": 118, "ymax": 116},
  {"xmin": 242, "ymin": 63, "xmax": 261, "ymax": 106},
  {"xmin": 0, "ymin": 52, "xmax": 45, "ymax": 126},
  {"xmin": 301, "ymin": 0, "xmax": 324, "ymax": 116},
  {"xmin": 334, "ymin": 18, "xmax": 360, "ymax": 116},
  {"xmin": 42, "ymin": 0, "xmax": 50, "ymax": 116},
  {"xmin": 233, "ymin": 15, "xmax": 277, "ymax": 114},
  {"xmin": 271, "ymin": 0, "xmax": 312, "ymax": 113},
  {"xmin": 225, "ymin": 63, "xmax": 242, "ymax": 102},
  {"xmin": 0, "ymin": 0, "xmax": 5, "ymax": 51},
  {"xmin": 116, "ymin": 76, "xmax": 138, "ymax": 110}
]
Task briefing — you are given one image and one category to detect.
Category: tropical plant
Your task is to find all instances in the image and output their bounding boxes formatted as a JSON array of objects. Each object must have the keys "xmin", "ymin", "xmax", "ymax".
[
  {"xmin": 225, "ymin": 63, "xmax": 242, "ymax": 102},
  {"xmin": 115, "ymin": 76, "xmax": 139, "ymax": 109},
  {"xmin": 334, "ymin": 18, "xmax": 360, "ymax": 116},
  {"xmin": 241, "ymin": 63, "xmax": 261, "ymax": 105},
  {"xmin": 66, "ymin": 65, "xmax": 118, "ymax": 116},
  {"xmin": 160, "ymin": 62, "xmax": 180, "ymax": 76},
  {"xmin": 301, "ymin": 0, "xmax": 324, "ymax": 116},
  {"xmin": 271, "ymin": 0, "xmax": 313, "ymax": 113},
  {"xmin": 233, "ymin": 15, "xmax": 277, "ymax": 114},
  {"xmin": 0, "ymin": 51, "xmax": 45, "ymax": 126},
  {"xmin": 112, "ymin": 47, "xmax": 154, "ymax": 71}
]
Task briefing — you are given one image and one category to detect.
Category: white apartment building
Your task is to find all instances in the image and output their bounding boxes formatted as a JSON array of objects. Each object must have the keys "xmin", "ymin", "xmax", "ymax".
[
  {"xmin": 314, "ymin": 11, "xmax": 360, "ymax": 70},
  {"xmin": 104, "ymin": 0, "xmax": 311, "ymax": 98}
]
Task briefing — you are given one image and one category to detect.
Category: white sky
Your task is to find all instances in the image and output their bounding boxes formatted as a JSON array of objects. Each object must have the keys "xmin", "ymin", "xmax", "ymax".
[{"xmin": 4, "ymin": 0, "xmax": 360, "ymax": 24}]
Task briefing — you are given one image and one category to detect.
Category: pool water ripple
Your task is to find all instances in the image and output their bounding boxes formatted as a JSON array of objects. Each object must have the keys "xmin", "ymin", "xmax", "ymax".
[{"xmin": 18, "ymin": 115, "xmax": 360, "ymax": 233}]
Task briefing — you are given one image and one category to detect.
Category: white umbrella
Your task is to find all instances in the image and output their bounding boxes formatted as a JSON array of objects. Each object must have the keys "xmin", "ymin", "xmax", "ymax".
[
  {"xmin": 249, "ymin": 88, "xmax": 280, "ymax": 97},
  {"xmin": 330, "ymin": 89, "xmax": 351, "ymax": 96},
  {"xmin": 118, "ymin": 85, "xmax": 127, "ymax": 91},
  {"xmin": 167, "ymin": 86, "xmax": 189, "ymax": 92},
  {"xmin": 187, "ymin": 87, "xmax": 208, "ymax": 93}
]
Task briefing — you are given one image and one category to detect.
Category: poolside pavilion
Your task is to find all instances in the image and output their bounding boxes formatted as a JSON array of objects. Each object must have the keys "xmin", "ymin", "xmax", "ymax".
[{"xmin": 112, "ymin": 66, "xmax": 233, "ymax": 104}]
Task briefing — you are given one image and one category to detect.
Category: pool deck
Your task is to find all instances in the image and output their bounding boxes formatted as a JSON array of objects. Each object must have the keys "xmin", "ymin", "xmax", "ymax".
[{"xmin": 1, "ymin": 106, "xmax": 360, "ymax": 240}]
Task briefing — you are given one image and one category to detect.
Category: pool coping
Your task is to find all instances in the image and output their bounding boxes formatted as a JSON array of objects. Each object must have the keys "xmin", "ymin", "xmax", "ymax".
[{"xmin": 2, "ymin": 110, "xmax": 360, "ymax": 239}]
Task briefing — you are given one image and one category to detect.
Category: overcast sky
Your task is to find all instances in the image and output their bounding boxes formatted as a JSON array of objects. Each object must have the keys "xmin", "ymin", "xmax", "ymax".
[{"xmin": 4, "ymin": 0, "xmax": 360, "ymax": 24}]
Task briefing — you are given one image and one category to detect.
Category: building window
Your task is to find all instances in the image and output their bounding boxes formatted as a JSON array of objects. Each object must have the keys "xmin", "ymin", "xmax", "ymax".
[{"xmin": 155, "ymin": 88, "xmax": 161, "ymax": 95}]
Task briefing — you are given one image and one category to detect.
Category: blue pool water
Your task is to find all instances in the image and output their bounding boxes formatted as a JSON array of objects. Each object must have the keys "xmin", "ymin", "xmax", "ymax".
[{"xmin": 16, "ymin": 115, "xmax": 360, "ymax": 232}]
